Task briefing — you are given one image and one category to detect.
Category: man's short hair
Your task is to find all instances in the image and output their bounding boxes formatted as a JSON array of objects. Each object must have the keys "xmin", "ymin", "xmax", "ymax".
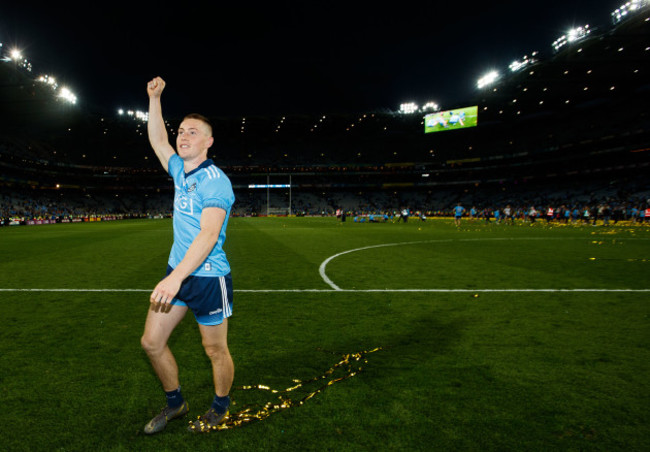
[{"xmin": 183, "ymin": 113, "xmax": 213, "ymax": 137}]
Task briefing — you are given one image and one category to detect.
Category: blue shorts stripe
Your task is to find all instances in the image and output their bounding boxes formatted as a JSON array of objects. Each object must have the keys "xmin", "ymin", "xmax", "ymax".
[
  {"xmin": 219, "ymin": 276, "xmax": 227, "ymax": 317},
  {"xmin": 220, "ymin": 276, "xmax": 232, "ymax": 318},
  {"xmin": 165, "ymin": 266, "xmax": 233, "ymax": 326}
]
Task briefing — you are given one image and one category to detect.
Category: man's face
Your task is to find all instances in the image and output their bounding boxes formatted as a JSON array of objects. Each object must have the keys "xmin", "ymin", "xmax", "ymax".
[{"xmin": 176, "ymin": 118, "xmax": 213, "ymax": 160}]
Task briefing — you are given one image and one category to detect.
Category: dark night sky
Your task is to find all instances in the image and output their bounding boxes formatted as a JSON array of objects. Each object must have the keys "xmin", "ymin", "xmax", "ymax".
[{"xmin": 1, "ymin": 1, "xmax": 621, "ymax": 118}]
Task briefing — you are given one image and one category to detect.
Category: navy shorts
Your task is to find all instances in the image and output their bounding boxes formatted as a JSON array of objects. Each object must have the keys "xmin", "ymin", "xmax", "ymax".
[{"xmin": 166, "ymin": 266, "xmax": 233, "ymax": 326}]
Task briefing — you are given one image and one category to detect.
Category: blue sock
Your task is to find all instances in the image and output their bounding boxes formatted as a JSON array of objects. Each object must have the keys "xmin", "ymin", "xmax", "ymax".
[
  {"xmin": 165, "ymin": 386, "xmax": 184, "ymax": 409},
  {"xmin": 211, "ymin": 394, "xmax": 230, "ymax": 414}
]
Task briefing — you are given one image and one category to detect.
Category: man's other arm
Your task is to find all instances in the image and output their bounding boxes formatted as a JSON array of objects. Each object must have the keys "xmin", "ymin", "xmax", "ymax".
[{"xmin": 149, "ymin": 207, "xmax": 226, "ymax": 304}]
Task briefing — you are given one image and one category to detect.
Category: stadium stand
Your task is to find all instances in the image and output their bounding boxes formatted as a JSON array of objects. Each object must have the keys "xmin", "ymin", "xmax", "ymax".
[{"xmin": 1, "ymin": 5, "xmax": 649, "ymax": 224}]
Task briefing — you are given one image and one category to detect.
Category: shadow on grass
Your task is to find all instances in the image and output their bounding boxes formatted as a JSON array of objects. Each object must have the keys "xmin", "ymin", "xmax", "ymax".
[{"xmin": 207, "ymin": 309, "xmax": 467, "ymax": 431}]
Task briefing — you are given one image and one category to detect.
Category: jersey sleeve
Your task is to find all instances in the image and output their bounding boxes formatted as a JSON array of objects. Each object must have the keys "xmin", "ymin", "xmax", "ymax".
[
  {"xmin": 201, "ymin": 171, "xmax": 235, "ymax": 211},
  {"xmin": 167, "ymin": 154, "xmax": 183, "ymax": 181}
]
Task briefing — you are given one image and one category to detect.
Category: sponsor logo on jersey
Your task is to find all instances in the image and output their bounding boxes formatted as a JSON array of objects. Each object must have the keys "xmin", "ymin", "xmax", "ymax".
[{"xmin": 174, "ymin": 194, "xmax": 194, "ymax": 215}]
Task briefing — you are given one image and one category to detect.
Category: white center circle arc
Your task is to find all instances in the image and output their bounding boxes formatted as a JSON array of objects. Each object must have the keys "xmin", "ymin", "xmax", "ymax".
[
  {"xmin": 317, "ymin": 236, "xmax": 639, "ymax": 291},
  {"xmin": 319, "ymin": 239, "xmax": 455, "ymax": 290}
]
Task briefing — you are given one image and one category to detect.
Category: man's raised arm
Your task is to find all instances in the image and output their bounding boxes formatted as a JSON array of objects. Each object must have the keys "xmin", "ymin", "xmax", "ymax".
[{"xmin": 146, "ymin": 77, "xmax": 176, "ymax": 173}]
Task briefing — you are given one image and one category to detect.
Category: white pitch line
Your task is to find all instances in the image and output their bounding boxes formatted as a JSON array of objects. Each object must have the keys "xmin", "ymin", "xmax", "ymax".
[
  {"xmin": 1, "ymin": 288, "xmax": 649, "ymax": 293},
  {"xmin": 317, "ymin": 237, "xmax": 650, "ymax": 291},
  {"xmin": 317, "ymin": 238, "xmax": 564, "ymax": 290},
  {"xmin": 0, "ymin": 288, "xmax": 150, "ymax": 292},
  {"xmin": 318, "ymin": 240, "xmax": 452, "ymax": 290}
]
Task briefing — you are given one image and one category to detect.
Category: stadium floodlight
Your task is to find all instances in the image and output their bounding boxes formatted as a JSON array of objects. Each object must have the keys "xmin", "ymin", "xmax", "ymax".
[
  {"xmin": 477, "ymin": 71, "xmax": 499, "ymax": 89},
  {"xmin": 399, "ymin": 102, "xmax": 419, "ymax": 114},
  {"xmin": 509, "ymin": 52, "xmax": 538, "ymax": 72},
  {"xmin": 135, "ymin": 110, "xmax": 149, "ymax": 122},
  {"xmin": 553, "ymin": 25, "xmax": 591, "ymax": 52},
  {"xmin": 8, "ymin": 49, "xmax": 31, "ymax": 71},
  {"xmin": 552, "ymin": 36, "xmax": 567, "ymax": 52},
  {"xmin": 422, "ymin": 102, "xmax": 439, "ymax": 112},
  {"xmin": 58, "ymin": 87, "xmax": 77, "ymax": 104},
  {"xmin": 612, "ymin": 0, "xmax": 650, "ymax": 24},
  {"xmin": 119, "ymin": 108, "xmax": 148, "ymax": 121},
  {"xmin": 567, "ymin": 25, "xmax": 590, "ymax": 42},
  {"xmin": 36, "ymin": 75, "xmax": 58, "ymax": 90}
]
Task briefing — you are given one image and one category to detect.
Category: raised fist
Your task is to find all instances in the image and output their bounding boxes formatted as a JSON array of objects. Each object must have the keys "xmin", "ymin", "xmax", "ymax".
[{"xmin": 147, "ymin": 77, "xmax": 166, "ymax": 98}]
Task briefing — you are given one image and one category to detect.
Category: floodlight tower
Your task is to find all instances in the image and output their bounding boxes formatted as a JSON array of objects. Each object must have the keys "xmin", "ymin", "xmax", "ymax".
[
  {"xmin": 477, "ymin": 71, "xmax": 500, "ymax": 89},
  {"xmin": 422, "ymin": 102, "xmax": 439, "ymax": 112},
  {"xmin": 58, "ymin": 87, "xmax": 77, "ymax": 105},
  {"xmin": 10, "ymin": 49, "xmax": 22, "ymax": 61},
  {"xmin": 612, "ymin": 0, "xmax": 650, "ymax": 24},
  {"xmin": 552, "ymin": 25, "xmax": 591, "ymax": 53},
  {"xmin": 8, "ymin": 48, "xmax": 23, "ymax": 81},
  {"xmin": 399, "ymin": 102, "xmax": 419, "ymax": 114}
]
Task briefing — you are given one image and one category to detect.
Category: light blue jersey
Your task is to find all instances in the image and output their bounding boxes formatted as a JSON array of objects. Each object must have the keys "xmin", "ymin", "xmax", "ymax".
[{"xmin": 168, "ymin": 154, "xmax": 235, "ymax": 277}]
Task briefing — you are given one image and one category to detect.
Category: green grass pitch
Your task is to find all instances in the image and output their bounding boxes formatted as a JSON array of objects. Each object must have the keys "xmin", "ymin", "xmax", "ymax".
[{"xmin": 1, "ymin": 217, "xmax": 649, "ymax": 451}]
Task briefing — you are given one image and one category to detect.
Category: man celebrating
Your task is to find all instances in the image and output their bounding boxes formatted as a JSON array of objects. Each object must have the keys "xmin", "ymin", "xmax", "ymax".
[{"xmin": 141, "ymin": 76, "xmax": 236, "ymax": 434}]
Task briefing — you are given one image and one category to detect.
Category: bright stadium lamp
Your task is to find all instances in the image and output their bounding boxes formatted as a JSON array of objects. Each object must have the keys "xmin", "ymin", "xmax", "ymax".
[
  {"xmin": 135, "ymin": 110, "xmax": 149, "ymax": 122},
  {"xmin": 422, "ymin": 102, "xmax": 439, "ymax": 112},
  {"xmin": 10, "ymin": 49, "xmax": 22, "ymax": 61},
  {"xmin": 552, "ymin": 35, "xmax": 567, "ymax": 52},
  {"xmin": 612, "ymin": 1, "xmax": 650, "ymax": 24},
  {"xmin": 58, "ymin": 87, "xmax": 77, "ymax": 104},
  {"xmin": 477, "ymin": 71, "xmax": 499, "ymax": 89},
  {"xmin": 554, "ymin": 25, "xmax": 591, "ymax": 52},
  {"xmin": 567, "ymin": 25, "xmax": 590, "ymax": 42},
  {"xmin": 400, "ymin": 102, "xmax": 419, "ymax": 114},
  {"xmin": 36, "ymin": 75, "xmax": 58, "ymax": 90},
  {"xmin": 509, "ymin": 52, "xmax": 538, "ymax": 72},
  {"xmin": 119, "ymin": 108, "xmax": 149, "ymax": 121}
]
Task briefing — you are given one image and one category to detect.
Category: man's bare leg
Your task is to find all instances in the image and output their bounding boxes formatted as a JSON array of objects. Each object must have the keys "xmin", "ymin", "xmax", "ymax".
[
  {"xmin": 141, "ymin": 303, "xmax": 189, "ymax": 434},
  {"xmin": 199, "ymin": 318, "xmax": 234, "ymax": 397},
  {"xmin": 141, "ymin": 302, "xmax": 188, "ymax": 389},
  {"xmin": 188, "ymin": 319, "xmax": 233, "ymax": 432}
]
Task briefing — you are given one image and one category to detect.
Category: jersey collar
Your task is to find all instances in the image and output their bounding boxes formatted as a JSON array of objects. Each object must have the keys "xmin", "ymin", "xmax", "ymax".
[{"xmin": 185, "ymin": 159, "xmax": 215, "ymax": 178}]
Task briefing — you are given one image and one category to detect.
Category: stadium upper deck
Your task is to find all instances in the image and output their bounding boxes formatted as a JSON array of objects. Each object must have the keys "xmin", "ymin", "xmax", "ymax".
[{"xmin": 1, "ymin": 4, "xmax": 648, "ymax": 200}]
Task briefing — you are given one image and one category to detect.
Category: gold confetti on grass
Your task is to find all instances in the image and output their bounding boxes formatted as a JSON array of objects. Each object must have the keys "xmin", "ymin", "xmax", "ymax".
[{"xmin": 192, "ymin": 347, "xmax": 383, "ymax": 431}]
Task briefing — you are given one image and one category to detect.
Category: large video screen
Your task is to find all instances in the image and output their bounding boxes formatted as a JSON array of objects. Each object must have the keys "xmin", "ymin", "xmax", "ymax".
[{"xmin": 424, "ymin": 106, "xmax": 478, "ymax": 134}]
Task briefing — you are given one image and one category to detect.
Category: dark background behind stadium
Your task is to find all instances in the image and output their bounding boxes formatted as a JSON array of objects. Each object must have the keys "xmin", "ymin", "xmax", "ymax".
[{"xmin": 1, "ymin": 3, "xmax": 649, "ymax": 221}]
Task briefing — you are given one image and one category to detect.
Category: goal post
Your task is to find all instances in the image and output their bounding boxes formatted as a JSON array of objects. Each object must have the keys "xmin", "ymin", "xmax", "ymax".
[{"xmin": 248, "ymin": 174, "xmax": 292, "ymax": 216}]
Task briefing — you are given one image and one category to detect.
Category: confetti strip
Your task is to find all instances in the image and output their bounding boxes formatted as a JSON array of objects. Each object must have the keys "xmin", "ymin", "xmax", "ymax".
[{"xmin": 190, "ymin": 347, "xmax": 383, "ymax": 431}]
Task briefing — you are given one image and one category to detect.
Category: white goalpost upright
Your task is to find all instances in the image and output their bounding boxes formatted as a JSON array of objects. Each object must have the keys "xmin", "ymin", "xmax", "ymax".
[{"xmin": 249, "ymin": 174, "xmax": 292, "ymax": 216}]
